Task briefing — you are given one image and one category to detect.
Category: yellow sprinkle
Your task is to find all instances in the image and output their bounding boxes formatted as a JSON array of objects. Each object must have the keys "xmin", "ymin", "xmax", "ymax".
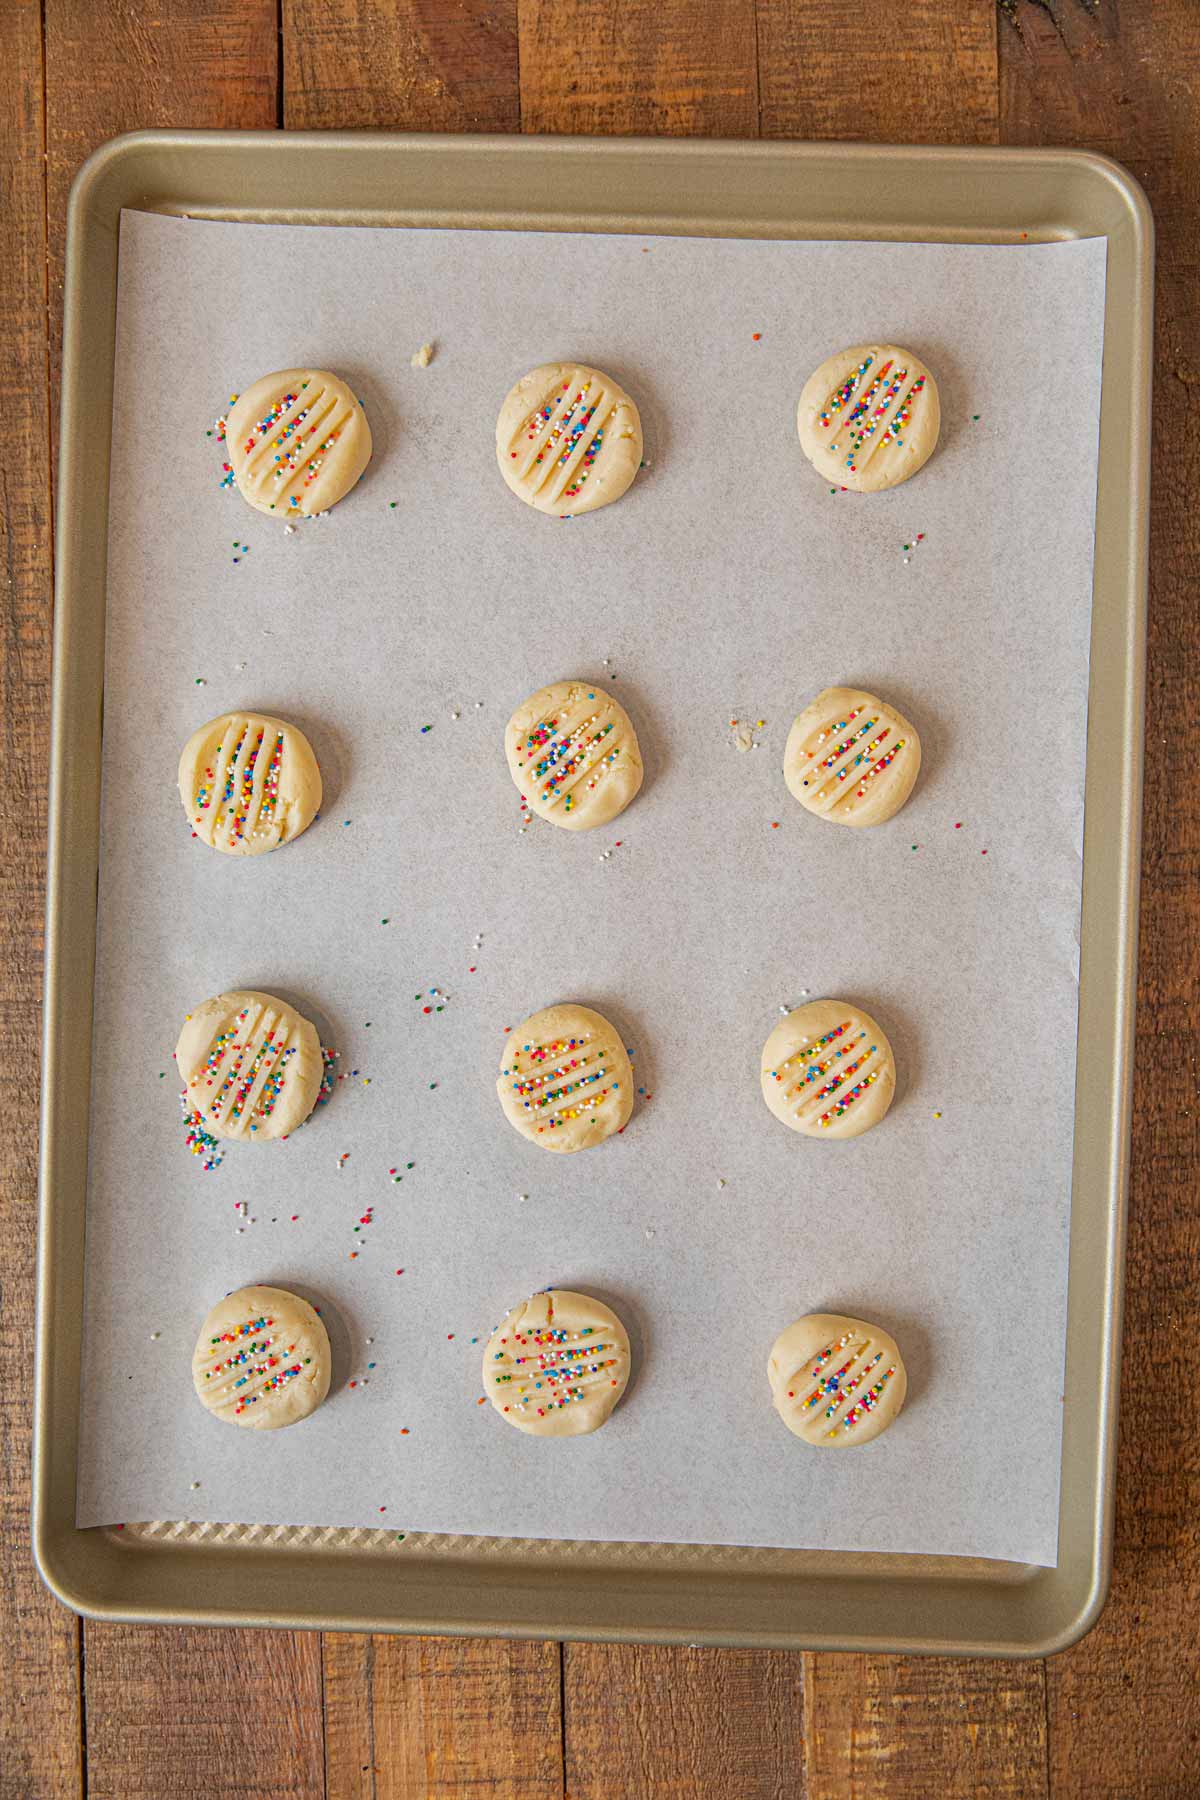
[{"xmin": 933, "ymin": 1111, "xmax": 942, "ymax": 1119}]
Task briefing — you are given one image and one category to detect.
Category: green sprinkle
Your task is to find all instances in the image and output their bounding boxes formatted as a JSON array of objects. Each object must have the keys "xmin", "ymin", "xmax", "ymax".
[
  {"xmin": 389, "ymin": 501, "xmax": 397, "ymax": 509},
  {"xmin": 972, "ymin": 413, "xmax": 980, "ymax": 420},
  {"xmin": 381, "ymin": 917, "xmax": 390, "ymax": 925}
]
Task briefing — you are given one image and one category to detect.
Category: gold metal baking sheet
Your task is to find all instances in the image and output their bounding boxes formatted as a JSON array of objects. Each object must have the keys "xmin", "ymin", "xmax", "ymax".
[{"xmin": 35, "ymin": 131, "xmax": 1150, "ymax": 1655}]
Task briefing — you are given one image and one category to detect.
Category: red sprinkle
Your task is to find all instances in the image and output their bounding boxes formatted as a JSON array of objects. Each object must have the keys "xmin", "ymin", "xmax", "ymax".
[{"xmin": 752, "ymin": 332, "xmax": 762, "ymax": 341}]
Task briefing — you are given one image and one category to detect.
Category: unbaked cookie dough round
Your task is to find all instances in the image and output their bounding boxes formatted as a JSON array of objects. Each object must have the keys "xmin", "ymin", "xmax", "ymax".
[
  {"xmin": 496, "ymin": 363, "xmax": 643, "ymax": 515},
  {"xmin": 179, "ymin": 712, "xmax": 322, "ymax": 855},
  {"xmin": 175, "ymin": 990, "xmax": 324, "ymax": 1142},
  {"xmin": 483, "ymin": 1288, "xmax": 631, "ymax": 1435},
  {"xmin": 225, "ymin": 368, "xmax": 372, "ymax": 516},
  {"xmin": 497, "ymin": 1003, "xmax": 634, "ymax": 1153},
  {"xmin": 784, "ymin": 686, "xmax": 920, "ymax": 828},
  {"xmin": 505, "ymin": 680, "xmax": 643, "ymax": 831},
  {"xmin": 768, "ymin": 1312, "xmax": 907, "ymax": 1446},
  {"xmin": 193, "ymin": 1284, "xmax": 331, "ymax": 1430},
  {"xmin": 797, "ymin": 344, "xmax": 939, "ymax": 492},
  {"xmin": 761, "ymin": 999, "xmax": 896, "ymax": 1140}
]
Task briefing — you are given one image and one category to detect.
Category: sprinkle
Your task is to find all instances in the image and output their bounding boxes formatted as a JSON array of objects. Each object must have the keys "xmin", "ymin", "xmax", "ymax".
[
  {"xmin": 955, "ymin": 822, "xmax": 963, "ymax": 830},
  {"xmin": 973, "ymin": 413, "xmax": 980, "ymax": 421},
  {"xmin": 752, "ymin": 332, "xmax": 762, "ymax": 341},
  {"xmin": 400, "ymin": 1428, "xmax": 410, "ymax": 1436},
  {"xmin": 771, "ymin": 821, "xmax": 780, "ymax": 830},
  {"xmin": 981, "ymin": 848, "xmax": 988, "ymax": 855},
  {"xmin": 911, "ymin": 844, "xmax": 919, "ymax": 851},
  {"xmin": 190, "ymin": 1482, "xmax": 200, "ymax": 1491},
  {"xmin": 381, "ymin": 917, "xmax": 389, "ymax": 925},
  {"xmin": 149, "ymin": 1332, "xmax": 160, "ymax": 1341},
  {"xmin": 194, "ymin": 677, "xmax": 206, "ymax": 687},
  {"xmin": 420, "ymin": 724, "xmax": 432, "ymax": 735},
  {"xmin": 934, "ymin": 1110, "xmax": 942, "ymax": 1118},
  {"xmin": 717, "ymin": 1178, "xmax": 726, "ymax": 1189},
  {"xmin": 389, "ymin": 501, "xmax": 397, "ymax": 509}
]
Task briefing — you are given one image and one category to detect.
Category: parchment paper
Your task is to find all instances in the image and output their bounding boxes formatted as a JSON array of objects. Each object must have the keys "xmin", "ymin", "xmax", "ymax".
[{"xmin": 76, "ymin": 211, "xmax": 1107, "ymax": 1564}]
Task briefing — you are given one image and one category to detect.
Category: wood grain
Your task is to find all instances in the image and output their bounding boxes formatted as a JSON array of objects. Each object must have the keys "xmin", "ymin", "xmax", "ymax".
[
  {"xmin": 753, "ymin": 13, "xmax": 1053, "ymax": 1796},
  {"xmin": 563, "ymin": 1646, "xmax": 803, "ymax": 1800},
  {"xmin": 1000, "ymin": 2, "xmax": 1200, "ymax": 1791},
  {"xmin": 44, "ymin": 0, "xmax": 279, "ymax": 441},
  {"xmin": 283, "ymin": 0, "xmax": 519, "ymax": 132},
  {"xmin": 758, "ymin": 0, "xmax": 998, "ymax": 143},
  {"xmin": 0, "ymin": 4, "xmax": 83, "ymax": 1799},
  {"xmin": 518, "ymin": 0, "xmax": 758, "ymax": 138},
  {"xmin": 16, "ymin": 4, "xmax": 1200, "ymax": 1797},
  {"xmin": 324, "ymin": 1633, "xmax": 563, "ymax": 1798},
  {"xmin": 39, "ymin": 12, "xmax": 324, "ymax": 1800},
  {"xmin": 801, "ymin": 1652, "xmax": 1048, "ymax": 1799},
  {"xmin": 83, "ymin": 1624, "xmax": 324, "ymax": 1800}
]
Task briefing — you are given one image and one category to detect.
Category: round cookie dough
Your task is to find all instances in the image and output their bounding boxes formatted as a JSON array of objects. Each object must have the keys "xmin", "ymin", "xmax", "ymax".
[
  {"xmin": 505, "ymin": 680, "xmax": 643, "ymax": 831},
  {"xmin": 179, "ymin": 712, "xmax": 322, "ymax": 855},
  {"xmin": 784, "ymin": 686, "xmax": 920, "ymax": 828},
  {"xmin": 797, "ymin": 344, "xmax": 940, "ymax": 493},
  {"xmin": 761, "ymin": 999, "xmax": 896, "ymax": 1140},
  {"xmin": 483, "ymin": 1289, "xmax": 631, "ymax": 1436},
  {"xmin": 225, "ymin": 368, "xmax": 372, "ymax": 517},
  {"xmin": 193, "ymin": 1284, "xmax": 331, "ymax": 1430},
  {"xmin": 768, "ymin": 1312, "xmax": 907, "ymax": 1446},
  {"xmin": 175, "ymin": 989, "xmax": 324, "ymax": 1142},
  {"xmin": 497, "ymin": 1003, "xmax": 634, "ymax": 1153},
  {"xmin": 496, "ymin": 363, "xmax": 643, "ymax": 515}
]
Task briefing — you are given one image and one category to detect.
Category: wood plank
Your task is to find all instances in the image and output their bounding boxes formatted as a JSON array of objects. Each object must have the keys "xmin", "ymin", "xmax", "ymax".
[
  {"xmin": 757, "ymin": 0, "xmax": 998, "ymax": 144},
  {"xmin": 44, "ymin": 0, "xmax": 278, "ymax": 443},
  {"xmin": 0, "ymin": 3, "xmax": 84, "ymax": 1797},
  {"xmin": 736, "ymin": 14, "xmax": 1050, "ymax": 1798},
  {"xmin": 324, "ymin": 1633, "xmax": 563, "ymax": 1798},
  {"xmin": 83, "ymin": 1623, "xmax": 324, "ymax": 1800},
  {"xmin": 518, "ymin": 0, "xmax": 757, "ymax": 138},
  {"xmin": 40, "ymin": 10, "xmax": 319, "ymax": 1800},
  {"xmin": 563, "ymin": 1646, "xmax": 803, "ymax": 1799},
  {"xmin": 278, "ymin": 16, "xmax": 542, "ymax": 1798},
  {"xmin": 801, "ymin": 1652, "xmax": 1048, "ymax": 1799},
  {"xmin": 1000, "ymin": 3, "xmax": 1200, "ymax": 1790},
  {"xmin": 283, "ymin": 0, "xmax": 519, "ymax": 132}
]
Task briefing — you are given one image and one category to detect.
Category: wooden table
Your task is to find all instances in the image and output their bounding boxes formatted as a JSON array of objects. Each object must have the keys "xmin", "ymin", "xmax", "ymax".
[{"xmin": 3, "ymin": 3, "xmax": 1197, "ymax": 1795}]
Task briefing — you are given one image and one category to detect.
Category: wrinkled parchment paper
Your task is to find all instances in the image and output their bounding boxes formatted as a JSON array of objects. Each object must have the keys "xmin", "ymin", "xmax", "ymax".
[{"xmin": 76, "ymin": 213, "xmax": 1107, "ymax": 1563}]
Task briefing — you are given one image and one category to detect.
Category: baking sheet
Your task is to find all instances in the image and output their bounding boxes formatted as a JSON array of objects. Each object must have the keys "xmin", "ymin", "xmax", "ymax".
[{"xmin": 76, "ymin": 211, "xmax": 1107, "ymax": 1564}]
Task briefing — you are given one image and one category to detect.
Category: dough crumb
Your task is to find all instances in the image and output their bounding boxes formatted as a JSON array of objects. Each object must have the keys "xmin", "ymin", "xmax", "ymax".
[{"xmin": 411, "ymin": 342, "xmax": 435, "ymax": 368}]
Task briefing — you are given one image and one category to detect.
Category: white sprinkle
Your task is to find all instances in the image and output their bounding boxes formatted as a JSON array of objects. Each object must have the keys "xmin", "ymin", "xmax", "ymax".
[
  {"xmin": 475, "ymin": 701, "xmax": 483, "ymax": 709},
  {"xmin": 451, "ymin": 710, "xmax": 460, "ymax": 720},
  {"xmin": 645, "ymin": 1227, "xmax": 656, "ymax": 1240},
  {"xmin": 518, "ymin": 1193, "xmax": 528, "ymax": 1203},
  {"xmin": 518, "ymin": 826, "xmax": 527, "ymax": 834},
  {"xmin": 411, "ymin": 341, "xmax": 435, "ymax": 368},
  {"xmin": 190, "ymin": 1481, "xmax": 201, "ymax": 1491},
  {"xmin": 149, "ymin": 1332, "xmax": 160, "ymax": 1341},
  {"xmin": 284, "ymin": 523, "xmax": 296, "ymax": 536},
  {"xmin": 236, "ymin": 1226, "xmax": 244, "ymax": 1234},
  {"xmin": 366, "ymin": 1337, "xmax": 374, "ymax": 1345},
  {"xmin": 779, "ymin": 1003, "xmax": 789, "ymax": 1015}
]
